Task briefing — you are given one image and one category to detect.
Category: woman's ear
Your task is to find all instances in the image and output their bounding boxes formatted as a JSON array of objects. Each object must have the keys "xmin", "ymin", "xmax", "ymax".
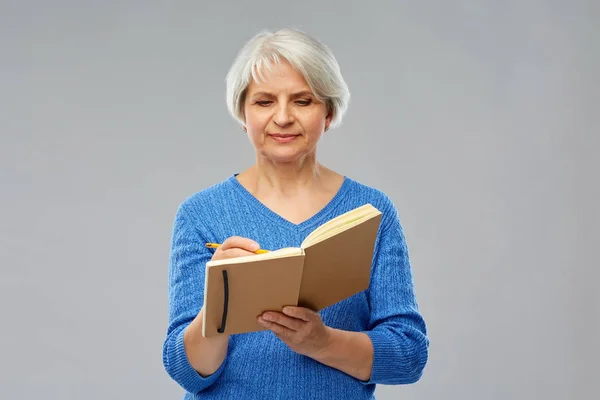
[
  {"xmin": 324, "ymin": 104, "xmax": 333, "ymax": 132},
  {"xmin": 325, "ymin": 113, "xmax": 332, "ymax": 132}
]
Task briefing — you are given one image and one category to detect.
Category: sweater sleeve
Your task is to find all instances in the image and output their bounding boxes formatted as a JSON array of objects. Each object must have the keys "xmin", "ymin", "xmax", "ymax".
[
  {"xmin": 162, "ymin": 203, "xmax": 226, "ymax": 394},
  {"xmin": 361, "ymin": 197, "xmax": 429, "ymax": 385}
]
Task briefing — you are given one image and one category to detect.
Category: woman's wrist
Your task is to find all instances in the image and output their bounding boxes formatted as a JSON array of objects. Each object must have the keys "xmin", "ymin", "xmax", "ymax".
[
  {"xmin": 307, "ymin": 327, "xmax": 373, "ymax": 381},
  {"xmin": 184, "ymin": 308, "xmax": 230, "ymax": 377}
]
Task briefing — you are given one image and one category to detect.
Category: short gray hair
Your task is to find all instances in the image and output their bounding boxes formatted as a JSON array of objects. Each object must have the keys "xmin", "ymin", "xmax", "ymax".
[{"xmin": 225, "ymin": 28, "xmax": 350, "ymax": 129}]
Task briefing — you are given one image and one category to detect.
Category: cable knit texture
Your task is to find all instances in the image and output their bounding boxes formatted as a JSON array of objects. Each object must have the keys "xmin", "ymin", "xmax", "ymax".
[{"xmin": 163, "ymin": 174, "xmax": 429, "ymax": 399}]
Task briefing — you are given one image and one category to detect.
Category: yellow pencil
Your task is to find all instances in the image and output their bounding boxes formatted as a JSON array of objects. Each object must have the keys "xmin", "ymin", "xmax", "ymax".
[{"xmin": 205, "ymin": 242, "xmax": 270, "ymax": 254}]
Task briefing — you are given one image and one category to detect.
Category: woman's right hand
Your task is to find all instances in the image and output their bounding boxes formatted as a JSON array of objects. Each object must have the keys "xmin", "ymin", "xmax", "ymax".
[
  {"xmin": 210, "ymin": 236, "xmax": 261, "ymax": 261},
  {"xmin": 185, "ymin": 236, "xmax": 262, "ymax": 377}
]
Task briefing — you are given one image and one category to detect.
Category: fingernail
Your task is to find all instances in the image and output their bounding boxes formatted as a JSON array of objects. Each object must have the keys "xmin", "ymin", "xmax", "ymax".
[
  {"xmin": 283, "ymin": 307, "xmax": 292, "ymax": 314},
  {"xmin": 250, "ymin": 242, "xmax": 260, "ymax": 251}
]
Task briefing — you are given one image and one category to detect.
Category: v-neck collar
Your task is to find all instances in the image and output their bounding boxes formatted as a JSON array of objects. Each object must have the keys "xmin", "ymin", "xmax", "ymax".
[{"xmin": 227, "ymin": 173, "xmax": 351, "ymax": 233}]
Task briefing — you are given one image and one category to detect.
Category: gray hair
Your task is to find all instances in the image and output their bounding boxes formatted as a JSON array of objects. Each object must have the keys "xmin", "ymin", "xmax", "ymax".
[{"xmin": 225, "ymin": 28, "xmax": 350, "ymax": 129}]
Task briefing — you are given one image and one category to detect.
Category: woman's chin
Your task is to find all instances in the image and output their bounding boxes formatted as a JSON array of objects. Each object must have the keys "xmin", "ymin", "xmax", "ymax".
[{"xmin": 258, "ymin": 148, "xmax": 311, "ymax": 164}]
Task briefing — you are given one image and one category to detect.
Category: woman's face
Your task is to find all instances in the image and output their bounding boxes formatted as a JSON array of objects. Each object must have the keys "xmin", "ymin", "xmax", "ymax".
[{"xmin": 243, "ymin": 60, "xmax": 331, "ymax": 164}]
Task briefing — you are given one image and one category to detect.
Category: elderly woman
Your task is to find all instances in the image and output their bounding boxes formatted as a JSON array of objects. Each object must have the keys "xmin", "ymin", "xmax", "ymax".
[{"xmin": 162, "ymin": 28, "xmax": 429, "ymax": 399}]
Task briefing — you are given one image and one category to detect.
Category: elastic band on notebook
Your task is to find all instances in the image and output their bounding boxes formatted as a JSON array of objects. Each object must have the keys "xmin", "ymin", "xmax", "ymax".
[{"xmin": 217, "ymin": 270, "xmax": 229, "ymax": 333}]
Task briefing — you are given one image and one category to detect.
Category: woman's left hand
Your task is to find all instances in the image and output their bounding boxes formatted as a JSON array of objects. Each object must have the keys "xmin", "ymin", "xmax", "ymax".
[{"xmin": 258, "ymin": 306, "xmax": 332, "ymax": 358}]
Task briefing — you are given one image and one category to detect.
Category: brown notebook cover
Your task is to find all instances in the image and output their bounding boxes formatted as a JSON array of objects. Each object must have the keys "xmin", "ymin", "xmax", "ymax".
[
  {"xmin": 298, "ymin": 214, "xmax": 382, "ymax": 311},
  {"xmin": 202, "ymin": 205, "xmax": 382, "ymax": 337}
]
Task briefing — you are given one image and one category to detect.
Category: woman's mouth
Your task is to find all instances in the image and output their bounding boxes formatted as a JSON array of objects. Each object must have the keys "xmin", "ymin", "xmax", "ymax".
[{"xmin": 268, "ymin": 134, "xmax": 299, "ymax": 143}]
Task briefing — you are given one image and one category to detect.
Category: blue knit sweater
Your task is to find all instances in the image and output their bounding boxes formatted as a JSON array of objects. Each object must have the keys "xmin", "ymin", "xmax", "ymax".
[{"xmin": 163, "ymin": 174, "xmax": 429, "ymax": 399}]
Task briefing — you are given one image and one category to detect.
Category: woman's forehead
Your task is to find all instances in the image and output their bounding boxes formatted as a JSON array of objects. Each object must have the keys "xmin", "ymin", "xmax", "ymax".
[{"xmin": 247, "ymin": 62, "xmax": 311, "ymax": 95}]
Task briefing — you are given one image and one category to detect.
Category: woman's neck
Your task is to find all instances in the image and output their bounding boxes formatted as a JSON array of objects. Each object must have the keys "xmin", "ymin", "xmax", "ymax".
[{"xmin": 238, "ymin": 155, "xmax": 333, "ymax": 198}]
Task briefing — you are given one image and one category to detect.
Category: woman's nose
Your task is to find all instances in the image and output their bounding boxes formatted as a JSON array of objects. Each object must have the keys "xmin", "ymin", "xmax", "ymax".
[{"xmin": 273, "ymin": 103, "xmax": 294, "ymax": 127}]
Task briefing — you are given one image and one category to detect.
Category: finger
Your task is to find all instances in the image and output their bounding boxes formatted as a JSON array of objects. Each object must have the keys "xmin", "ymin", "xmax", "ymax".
[
  {"xmin": 258, "ymin": 318, "xmax": 288, "ymax": 336},
  {"xmin": 260, "ymin": 312, "xmax": 305, "ymax": 331},
  {"xmin": 281, "ymin": 306, "xmax": 316, "ymax": 322},
  {"xmin": 220, "ymin": 236, "xmax": 260, "ymax": 252},
  {"xmin": 217, "ymin": 248, "xmax": 258, "ymax": 259}
]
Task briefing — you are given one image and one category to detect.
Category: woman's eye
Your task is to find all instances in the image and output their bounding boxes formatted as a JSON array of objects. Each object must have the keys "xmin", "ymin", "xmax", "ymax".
[
  {"xmin": 296, "ymin": 99, "xmax": 312, "ymax": 106},
  {"xmin": 256, "ymin": 101, "xmax": 272, "ymax": 106}
]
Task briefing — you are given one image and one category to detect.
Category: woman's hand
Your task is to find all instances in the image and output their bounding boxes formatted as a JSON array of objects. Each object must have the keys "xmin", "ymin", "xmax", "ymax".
[
  {"xmin": 258, "ymin": 306, "xmax": 332, "ymax": 358},
  {"xmin": 183, "ymin": 236, "xmax": 261, "ymax": 376},
  {"xmin": 210, "ymin": 236, "xmax": 261, "ymax": 261}
]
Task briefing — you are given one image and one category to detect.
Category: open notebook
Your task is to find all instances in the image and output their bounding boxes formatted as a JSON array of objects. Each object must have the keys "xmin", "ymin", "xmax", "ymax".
[{"xmin": 202, "ymin": 203, "xmax": 382, "ymax": 337}]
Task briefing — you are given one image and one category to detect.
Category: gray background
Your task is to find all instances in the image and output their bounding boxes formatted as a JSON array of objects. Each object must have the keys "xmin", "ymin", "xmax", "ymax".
[{"xmin": 1, "ymin": 1, "xmax": 598, "ymax": 399}]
